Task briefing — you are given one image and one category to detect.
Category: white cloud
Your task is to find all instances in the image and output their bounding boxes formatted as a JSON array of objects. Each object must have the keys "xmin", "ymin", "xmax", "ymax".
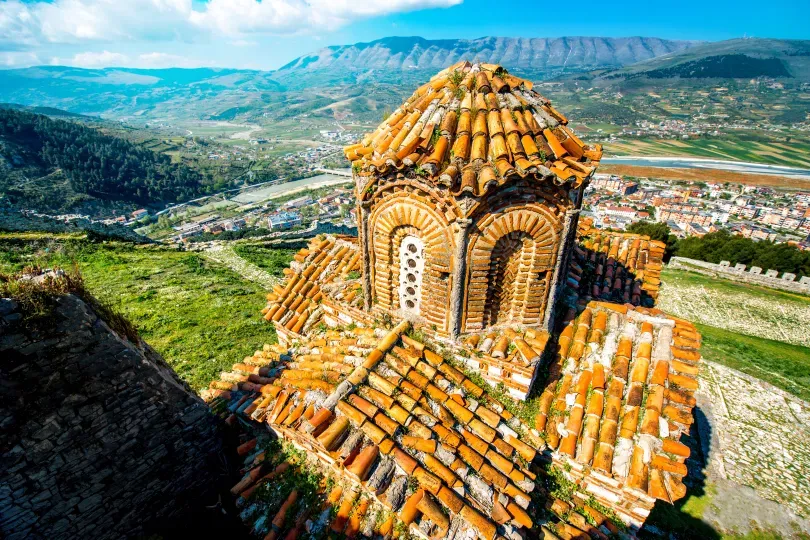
[
  {"xmin": 191, "ymin": 0, "xmax": 463, "ymax": 35},
  {"xmin": 0, "ymin": 51, "xmax": 42, "ymax": 67},
  {"xmin": 61, "ymin": 50, "xmax": 129, "ymax": 68},
  {"xmin": 0, "ymin": 0, "xmax": 463, "ymax": 48},
  {"xmin": 45, "ymin": 50, "xmax": 208, "ymax": 69},
  {"xmin": 1, "ymin": 0, "xmax": 197, "ymax": 47}
]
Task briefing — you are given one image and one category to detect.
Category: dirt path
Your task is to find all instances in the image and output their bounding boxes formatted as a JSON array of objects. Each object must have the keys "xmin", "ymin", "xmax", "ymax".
[
  {"xmin": 230, "ymin": 125, "xmax": 261, "ymax": 140},
  {"xmin": 201, "ymin": 243, "xmax": 278, "ymax": 290}
]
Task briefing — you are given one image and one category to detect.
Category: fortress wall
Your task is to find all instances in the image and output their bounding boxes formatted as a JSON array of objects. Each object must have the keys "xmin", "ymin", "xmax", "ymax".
[{"xmin": 667, "ymin": 257, "xmax": 810, "ymax": 295}]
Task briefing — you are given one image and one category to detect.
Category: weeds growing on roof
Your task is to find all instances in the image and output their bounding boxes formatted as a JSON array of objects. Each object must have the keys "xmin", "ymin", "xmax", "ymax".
[
  {"xmin": 449, "ymin": 70, "xmax": 466, "ymax": 99},
  {"xmin": 449, "ymin": 69, "xmax": 465, "ymax": 88},
  {"xmin": 380, "ymin": 106, "xmax": 392, "ymax": 122},
  {"xmin": 430, "ymin": 126, "xmax": 441, "ymax": 147}
]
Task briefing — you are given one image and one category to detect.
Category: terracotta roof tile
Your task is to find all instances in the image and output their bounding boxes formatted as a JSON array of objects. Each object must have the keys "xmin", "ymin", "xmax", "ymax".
[
  {"xmin": 206, "ymin": 221, "xmax": 705, "ymax": 538},
  {"xmin": 568, "ymin": 220, "xmax": 666, "ymax": 306},
  {"xmin": 346, "ymin": 62, "xmax": 601, "ymax": 199},
  {"xmin": 531, "ymin": 301, "xmax": 701, "ymax": 515},
  {"xmin": 205, "ymin": 320, "xmax": 559, "ymax": 539}
]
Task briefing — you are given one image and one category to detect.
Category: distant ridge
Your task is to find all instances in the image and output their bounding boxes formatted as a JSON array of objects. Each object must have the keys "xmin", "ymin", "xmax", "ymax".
[
  {"xmin": 571, "ymin": 38, "xmax": 810, "ymax": 82},
  {"xmin": 0, "ymin": 103, "xmax": 88, "ymax": 118},
  {"xmin": 277, "ymin": 35, "xmax": 701, "ymax": 74}
]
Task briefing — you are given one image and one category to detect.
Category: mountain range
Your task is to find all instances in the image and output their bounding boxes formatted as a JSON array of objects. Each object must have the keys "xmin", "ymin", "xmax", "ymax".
[
  {"xmin": 0, "ymin": 36, "xmax": 806, "ymax": 122},
  {"xmin": 275, "ymin": 36, "xmax": 698, "ymax": 77},
  {"xmin": 569, "ymin": 38, "xmax": 810, "ymax": 84},
  {"xmin": 0, "ymin": 36, "xmax": 698, "ymax": 118}
]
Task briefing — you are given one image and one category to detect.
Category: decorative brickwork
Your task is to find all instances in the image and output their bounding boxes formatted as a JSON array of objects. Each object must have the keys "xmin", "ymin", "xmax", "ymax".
[
  {"xmin": 463, "ymin": 185, "xmax": 567, "ymax": 331},
  {"xmin": 349, "ymin": 63, "xmax": 597, "ymax": 339},
  {"xmin": 398, "ymin": 235, "xmax": 425, "ymax": 315},
  {"xmin": 368, "ymin": 192, "xmax": 456, "ymax": 331}
]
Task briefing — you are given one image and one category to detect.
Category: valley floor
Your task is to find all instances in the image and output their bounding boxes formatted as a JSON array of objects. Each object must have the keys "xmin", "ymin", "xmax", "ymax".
[{"xmin": 604, "ymin": 135, "xmax": 810, "ymax": 170}]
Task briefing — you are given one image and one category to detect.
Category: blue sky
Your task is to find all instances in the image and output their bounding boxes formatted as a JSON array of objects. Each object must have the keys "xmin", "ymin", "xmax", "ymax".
[{"xmin": 1, "ymin": 0, "xmax": 809, "ymax": 70}]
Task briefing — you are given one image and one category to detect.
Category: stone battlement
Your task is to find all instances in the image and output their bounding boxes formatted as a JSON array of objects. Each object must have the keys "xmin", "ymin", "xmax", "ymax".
[{"xmin": 668, "ymin": 257, "xmax": 810, "ymax": 295}]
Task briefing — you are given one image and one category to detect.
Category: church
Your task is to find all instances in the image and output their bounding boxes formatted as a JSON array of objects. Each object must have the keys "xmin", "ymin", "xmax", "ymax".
[{"xmin": 204, "ymin": 61, "xmax": 702, "ymax": 539}]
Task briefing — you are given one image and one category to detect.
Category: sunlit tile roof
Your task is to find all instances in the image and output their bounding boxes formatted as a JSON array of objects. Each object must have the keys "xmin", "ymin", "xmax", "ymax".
[{"xmin": 344, "ymin": 61, "xmax": 603, "ymax": 198}]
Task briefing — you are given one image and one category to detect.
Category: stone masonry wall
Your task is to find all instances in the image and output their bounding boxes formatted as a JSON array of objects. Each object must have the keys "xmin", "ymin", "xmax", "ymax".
[
  {"xmin": 668, "ymin": 257, "xmax": 810, "ymax": 295},
  {"xmin": 0, "ymin": 294, "xmax": 224, "ymax": 540}
]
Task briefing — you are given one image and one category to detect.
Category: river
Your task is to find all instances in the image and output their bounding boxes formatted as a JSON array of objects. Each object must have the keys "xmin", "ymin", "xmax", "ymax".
[{"xmin": 602, "ymin": 156, "xmax": 810, "ymax": 181}]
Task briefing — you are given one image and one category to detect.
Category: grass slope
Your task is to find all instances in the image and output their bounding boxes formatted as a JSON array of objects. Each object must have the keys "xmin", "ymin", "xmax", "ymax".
[
  {"xmin": 0, "ymin": 234, "xmax": 292, "ymax": 390},
  {"xmin": 697, "ymin": 324, "xmax": 810, "ymax": 402},
  {"xmin": 658, "ymin": 268, "xmax": 810, "ymax": 401},
  {"xmin": 658, "ymin": 268, "xmax": 810, "ymax": 348},
  {"xmin": 232, "ymin": 244, "xmax": 298, "ymax": 277}
]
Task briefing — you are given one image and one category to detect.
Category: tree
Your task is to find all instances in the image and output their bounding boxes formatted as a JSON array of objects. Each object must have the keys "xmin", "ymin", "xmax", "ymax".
[{"xmin": 675, "ymin": 230, "xmax": 810, "ymax": 277}]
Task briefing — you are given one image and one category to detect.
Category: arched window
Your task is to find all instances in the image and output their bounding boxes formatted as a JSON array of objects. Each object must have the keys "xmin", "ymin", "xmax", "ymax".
[{"xmin": 398, "ymin": 236, "xmax": 424, "ymax": 315}]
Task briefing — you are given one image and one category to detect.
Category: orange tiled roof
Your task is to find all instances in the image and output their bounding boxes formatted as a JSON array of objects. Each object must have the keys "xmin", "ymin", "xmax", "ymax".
[
  {"xmin": 262, "ymin": 236, "xmax": 364, "ymax": 336},
  {"xmin": 455, "ymin": 328, "xmax": 550, "ymax": 401},
  {"xmin": 344, "ymin": 61, "xmax": 602, "ymax": 197},
  {"xmin": 205, "ymin": 322, "xmax": 549, "ymax": 539},
  {"xmin": 207, "ymin": 230, "xmax": 704, "ymax": 536},
  {"xmin": 536, "ymin": 301, "xmax": 701, "ymax": 508},
  {"xmin": 568, "ymin": 227, "xmax": 666, "ymax": 305},
  {"xmin": 204, "ymin": 300, "xmax": 702, "ymax": 537}
]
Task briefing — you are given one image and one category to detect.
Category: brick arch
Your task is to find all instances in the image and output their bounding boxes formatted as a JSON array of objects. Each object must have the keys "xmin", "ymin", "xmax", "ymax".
[
  {"xmin": 369, "ymin": 193, "xmax": 455, "ymax": 330},
  {"xmin": 364, "ymin": 175, "xmax": 464, "ymax": 223},
  {"xmin": 463, "ymin": 204, "xmax": 563, "ymax": 332}
]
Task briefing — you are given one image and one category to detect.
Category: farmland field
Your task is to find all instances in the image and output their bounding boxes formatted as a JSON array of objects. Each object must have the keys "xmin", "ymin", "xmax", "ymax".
[
  {"xmin": 597, "ymin": 163, "xmax": 809, "ymax": 190},
  {"xmin": 604, "ymin": 132, "xmax": 810, "ymax": 169}
]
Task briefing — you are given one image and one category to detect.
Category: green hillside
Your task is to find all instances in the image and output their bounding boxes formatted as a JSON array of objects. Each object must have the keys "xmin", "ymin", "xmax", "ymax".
[
  {"xmin": 588, "ymin": 38, "xmax": 810, "ymax": 82},
  {"xmin": 0, "ymin": 233, "xmax": 292, "ymax": 390},
  {"xmin": 0, "ymin": 108, "xmax": 212, "ymax": 214},
  {"xmin": 658, "ymin": 267, "xmax": 810, "ymax": 400}
]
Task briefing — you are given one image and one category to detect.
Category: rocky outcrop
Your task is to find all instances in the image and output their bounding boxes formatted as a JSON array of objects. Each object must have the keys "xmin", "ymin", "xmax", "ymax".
[
  {"xmin": 0, "ymin": 210, "xmax": 150, "ymax": 243},
  {"xmin": 0, "ymin": 293, "xmax": 223, "ymax": 540}
]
